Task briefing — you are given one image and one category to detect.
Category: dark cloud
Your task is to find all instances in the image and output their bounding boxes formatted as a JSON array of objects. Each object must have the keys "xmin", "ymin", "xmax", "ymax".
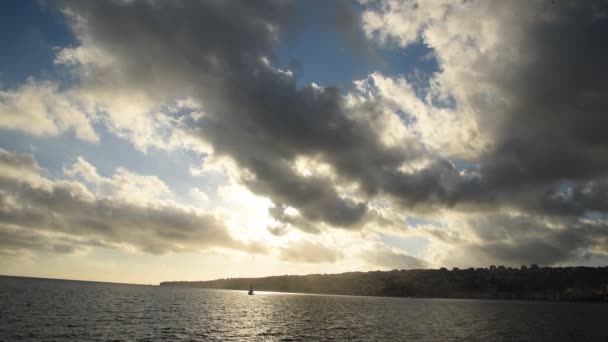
[
  {"xmin": 0, "ymin": 225, "xmax": 84, "ymax": 256},
  {"xmin": 60, "ymin": 0, "xmax": 431, "ymax": 230},
  {"xmin": 461, "ymin": 214, "xmax": 607, "ymax": 266},
  {"xmin": 372, "ymin": 2, "xmax": 608, "ymax": 216},
  {"xmin": 315, "ymin": 0, "xmax": 380, "ymax": 63},
  {"xmin": 268, "ymin": 204, "xmax": 321, "ymax": 235},
  {"xmin": 55, "ymin": 0, "xmax": 608, "ymax": 265},
  {"xmin": 462, "ymin": 2, "xmax": 608, "ymax": 234},
  {"xmin": 480, "ymin": 2, "xmax": 608, "ymax": 188}
]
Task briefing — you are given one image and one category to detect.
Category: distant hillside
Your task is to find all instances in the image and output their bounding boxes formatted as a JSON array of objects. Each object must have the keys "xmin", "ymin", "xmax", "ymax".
[{"xmin": 160, "ymin": 266, "xmax": 608, "ymax": 302}]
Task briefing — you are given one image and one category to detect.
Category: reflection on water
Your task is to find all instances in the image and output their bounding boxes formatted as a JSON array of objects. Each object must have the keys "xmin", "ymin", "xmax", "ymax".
[{"xmin": 1, "ymin": 276, "xmax": 607, "ymax": 341}]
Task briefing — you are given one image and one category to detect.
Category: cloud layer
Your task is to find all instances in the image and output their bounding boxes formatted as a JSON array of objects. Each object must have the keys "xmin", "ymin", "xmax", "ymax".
[
  {"xmin": 1, "ymin": 0, "xmax": 608, "ymax": 270},
  {"xmin": 360, "ymin": 0, "xmax": 608, "ymax": 265},
  {"xmin": 0, "ymin": 149, "xmax": 263, "ymax": 256}
]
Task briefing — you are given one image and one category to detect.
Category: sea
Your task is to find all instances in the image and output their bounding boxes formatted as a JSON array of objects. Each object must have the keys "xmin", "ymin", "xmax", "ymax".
[{"xmin": 1, "ymin": 276, "xmax": 607, "ymax": 341}]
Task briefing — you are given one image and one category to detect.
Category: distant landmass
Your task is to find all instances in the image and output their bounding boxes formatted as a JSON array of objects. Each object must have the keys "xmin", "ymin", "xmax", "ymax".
[{"xmin": 160, "ymin": 265, "xmax": 608, "ymax": 302}]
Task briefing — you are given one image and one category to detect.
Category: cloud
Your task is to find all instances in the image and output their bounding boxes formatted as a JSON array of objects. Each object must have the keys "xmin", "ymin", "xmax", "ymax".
[
  {"xmin": 0, "ymin": 79, "xmax": 97, "ymax": 142},
  {"xmin": 3, "ymin": 0, "xmax": 600, "ymax": 267},
  {"xmin": 0, "ymin": 149, "xmax": 264, "ymax": 256},
  {"xmin": 280, "ymin": 240, "xmax": 343, "ymax": 263},
  {"xmin": 57, "ymin": 0, "xmax": 507, "ymax": 233},
  {"xmin": 65, "ymin": 156, "xmax": 173, "ymax": 206},
  {"xmin": 363, "ymin": 0, "xmax": 608, "ymax": 189},
  {"xmin": 358, "ymin": 0, "xmax": 608, "ymax": 264},
  {"xmin": 52, "ymin": 0, "xmax": 421, "ymax": 230},
  {"xmin": 359, "ymin": 73, "xmax": 487, "ymax": 158},
  {"xmin": 450, "ymin": 213, "xmax": 607, "ymax": 267},
  {"xmin": 363, "ymin": 245, "xmax": 428, "ymax": 270},
  {"xmin": 0, "ymin": 225, "xmax": 89, "ymax": 257},
  {"xmin": 314, "ymin": 0, "xmax": 380, "ymax": 63}
]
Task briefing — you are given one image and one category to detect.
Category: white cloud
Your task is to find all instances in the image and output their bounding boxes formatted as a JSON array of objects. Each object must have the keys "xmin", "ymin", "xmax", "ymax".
[
  {"xmin": 360, "ymin": 1, "xmax": 551, "ymax": 159},
  {"xmin": 0, "ymin": 80, "xmax": 98, "ymax": 142},
  {"xmin": 358, "ymin": 73, "xmax": 486, "ymax": 158},
  {"xmin": 189, "ymin": 187, "xmax": 209, "ymax": 204},
  {"xmin": 65, "ymin": 156, "xmax": 173, "ymax": 206}
]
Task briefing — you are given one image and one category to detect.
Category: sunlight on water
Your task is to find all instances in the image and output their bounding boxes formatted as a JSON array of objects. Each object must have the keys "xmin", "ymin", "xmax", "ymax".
[{"xmin": 2, "ymin": 276, "xmax": 608, "ymax": 341}]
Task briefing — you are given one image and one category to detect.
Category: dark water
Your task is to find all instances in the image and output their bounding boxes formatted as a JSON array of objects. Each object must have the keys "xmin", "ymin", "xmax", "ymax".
[{"xmin": 1, "ymin": 276, "xmax": 607, "ymax": 341}]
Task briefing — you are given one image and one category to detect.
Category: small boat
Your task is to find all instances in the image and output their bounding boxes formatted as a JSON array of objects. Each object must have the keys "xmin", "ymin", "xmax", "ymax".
[{"xmin": 248, "ymin": 283, "xmax": 254, "ymax": 295}]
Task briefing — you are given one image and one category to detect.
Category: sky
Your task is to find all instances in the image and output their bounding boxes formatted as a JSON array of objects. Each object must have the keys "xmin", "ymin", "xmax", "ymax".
[{"xmin": 1, "ymin": 0, "xmax": 608, "ymax": 284}]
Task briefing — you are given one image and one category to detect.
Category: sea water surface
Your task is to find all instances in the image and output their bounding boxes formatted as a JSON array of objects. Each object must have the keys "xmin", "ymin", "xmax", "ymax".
[{"xmin": 1, "ymin": 276, "xmax": 607, "ymax": 341}]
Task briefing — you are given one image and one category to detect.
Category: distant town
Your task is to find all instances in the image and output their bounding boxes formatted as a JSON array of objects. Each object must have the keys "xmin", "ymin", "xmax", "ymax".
[{"xmin": 161, "ymin": 265, "xmax": 608, "ymax": 302}]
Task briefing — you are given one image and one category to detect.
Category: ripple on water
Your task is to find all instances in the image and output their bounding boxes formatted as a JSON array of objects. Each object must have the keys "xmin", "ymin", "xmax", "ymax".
[{"xmin": 1, "ymin": 277, "xmax": 608, "ymax": 341}]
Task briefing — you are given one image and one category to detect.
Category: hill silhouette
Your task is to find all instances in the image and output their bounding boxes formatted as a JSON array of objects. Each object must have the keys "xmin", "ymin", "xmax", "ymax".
[{"xmin": 160, "ymin": 265, "xmax": 608, "ymax": 302}]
